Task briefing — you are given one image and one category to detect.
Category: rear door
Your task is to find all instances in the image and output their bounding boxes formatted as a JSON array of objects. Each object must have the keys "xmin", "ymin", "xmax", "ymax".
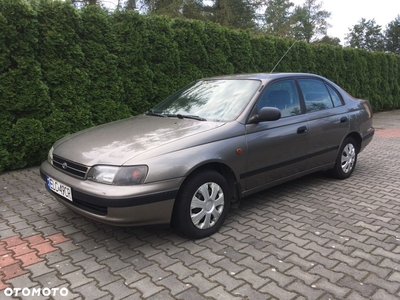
[{"xmin": 297, "ymin": 78, "xmax": 350, "ymax": 168}]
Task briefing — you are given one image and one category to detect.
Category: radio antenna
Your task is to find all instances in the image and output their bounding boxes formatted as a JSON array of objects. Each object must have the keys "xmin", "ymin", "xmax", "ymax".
[{"xmin": 268, "ymin": 40, "xmax": 298, "ymax": 77}]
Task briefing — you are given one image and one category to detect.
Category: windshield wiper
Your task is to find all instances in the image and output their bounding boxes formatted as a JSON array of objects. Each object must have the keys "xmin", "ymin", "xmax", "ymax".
[
  {"xmin": 175, "ymin": 114, "xmax": 207, "ymax": 121},
  {"xmin": 146, "ymin": 110, "xmax": 167, "ymax": 118},
  {"xmin": 146, "ymin": 111, "xmax": 206, "ymax": 121}
]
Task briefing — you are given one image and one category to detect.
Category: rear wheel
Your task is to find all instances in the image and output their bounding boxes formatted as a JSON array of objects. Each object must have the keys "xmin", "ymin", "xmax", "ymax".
[
  {"xmin": 172, "ymin": 170, "xmax": 230, "ymax": 239},
  {"xmin": 330, "ymin": 137, "xmax": 358, "ymax": 179}
]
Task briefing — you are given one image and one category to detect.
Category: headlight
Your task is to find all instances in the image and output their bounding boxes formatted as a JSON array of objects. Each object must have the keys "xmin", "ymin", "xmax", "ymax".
[
  {"xmin": 87, "ymin": 165, "xmax": 148, "ymax": 186},
  {"xmin": 48, "ymin": 146, "xmax": 54, "ymax": 165}
]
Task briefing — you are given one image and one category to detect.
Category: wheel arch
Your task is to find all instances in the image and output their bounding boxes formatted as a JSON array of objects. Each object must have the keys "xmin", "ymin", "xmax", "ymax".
[
  {"xmin": 176, "ymin": 162, "xmax": 241, "ymax": 206},
  {"xmin": 171, "ymin": 163, "xmax": 238, "ymax": 238},
  {"xmin": 345, "ymin": 132, "xmax": 362, "ymax": 153}
]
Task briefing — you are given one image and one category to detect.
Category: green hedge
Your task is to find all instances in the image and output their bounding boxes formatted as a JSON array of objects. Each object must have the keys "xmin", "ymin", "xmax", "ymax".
[{"xmin": 1, "ymin": 0, "xmax": 400, "ymax": 172}]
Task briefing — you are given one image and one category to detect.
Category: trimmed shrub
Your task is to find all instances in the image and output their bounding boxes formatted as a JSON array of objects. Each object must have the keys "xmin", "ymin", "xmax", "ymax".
[
  {"xmin": 80, "ymin": 6, "xmax": 131, "ymax": 124},
  {"xmin": 112, "ymin": 11, "xmax": 154, "ymax": 115},
  {"xmin": 0, "ymin": 0, "xmax": 50, "ymax": 172},
  {"xmin": 7, "ymin": 118, "xmax": 47, "ymax": 169},
  {"xmin": 171, "ymin": 19, "xmax": 207, "ymax": 86},
  {"xmin": 201, "ymin": 22, "xmax": 234, "ymax": 77},
  {"xmin": 143, "ymin": 16, "xmax": 181, "ymax": 105},
  {"xmin": 226, "ymin": 29, "xmax": 255, "ymax": 73},
  {"xmin": 36, "ymin": 0, "xmax": 93, "ymax": 143},
  {"xmin": 0, "ymin": 0, "xmax": 399, "ymax": 172}
]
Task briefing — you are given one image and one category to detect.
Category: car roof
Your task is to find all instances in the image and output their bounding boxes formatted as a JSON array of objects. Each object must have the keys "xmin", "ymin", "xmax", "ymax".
[{"xmin": 203, "ymin": 72, "xmax": 325, "ymax": 82}]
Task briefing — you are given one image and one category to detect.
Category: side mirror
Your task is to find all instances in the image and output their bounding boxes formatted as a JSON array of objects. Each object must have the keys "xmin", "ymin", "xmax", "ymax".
[{"xmin": 248, "ymin": 107, "xmax": 281, "ymax": 124}]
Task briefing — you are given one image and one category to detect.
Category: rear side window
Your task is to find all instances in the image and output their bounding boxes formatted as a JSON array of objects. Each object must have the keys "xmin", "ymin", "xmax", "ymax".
[
  {"xmin": 298, "ymin": 79, "xmax": 334, "ymax": 112},
  {"xmin": 326, "ymin": 85, "xmax": 344, "ymax": 107}
]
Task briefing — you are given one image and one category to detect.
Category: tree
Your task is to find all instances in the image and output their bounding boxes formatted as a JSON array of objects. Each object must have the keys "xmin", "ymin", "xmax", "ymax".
[
  {"xmin": 263, "ymin": 0, "xmax": 295, "ymax": 38},
  {"xmin": 130, "ymin": 0, "xmax": 258, "ymax": 29},
  {"xmin": 314, "ymin": 35, "xmax": 340, "ymax": 46},
  {"xmin": 345, "ymin": 18, "xmax": 384, "ymax": 52},
  {"xmin": 209, "ymin": 0, "xmax": 257, "ymax": 29},
  {"xmin": 182, "ymin": 0, "xmax": 207, "ymax": 20},
  {"xmin": 140, "ymin": 0, "xmax": 182, "ymax": 17},
  {"xmin": 384, "ymin": 15, "xmax": 400, "ymax": 54},
  {"xmin": 137, "ymin": 0, "xmax": 206, "ymax": 20},
  {"xmin": 124, "ymin": 0, "xmax": 136, "ymax": 10},
  {"xmin": 71, "ymin": 0, "xmax": 99, "ymax": 7},
  {"xmin": 291, "ymin": 0, "xmax": 331, "ymax": 43}
]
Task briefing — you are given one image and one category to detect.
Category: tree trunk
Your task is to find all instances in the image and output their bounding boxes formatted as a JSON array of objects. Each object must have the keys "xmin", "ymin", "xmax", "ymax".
[{"xmin": 126, "ymin": 0, "xmax": 136, "ymax": 10}]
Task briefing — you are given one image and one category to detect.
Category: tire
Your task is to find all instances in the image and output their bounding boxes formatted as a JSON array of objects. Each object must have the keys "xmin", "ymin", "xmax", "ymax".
[
  {"xmin": 330, "ymin": 137, "xmax": 358, "ymax": 179},
  {"xmin": 172, "ymin": 170, "xmax": 230, "ymax": 239}
]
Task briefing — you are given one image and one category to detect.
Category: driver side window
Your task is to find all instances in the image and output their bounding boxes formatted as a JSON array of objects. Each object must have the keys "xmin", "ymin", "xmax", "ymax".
[{"xmin": 257, "ymin": 80, "xmax": 301, "ymax": 118}]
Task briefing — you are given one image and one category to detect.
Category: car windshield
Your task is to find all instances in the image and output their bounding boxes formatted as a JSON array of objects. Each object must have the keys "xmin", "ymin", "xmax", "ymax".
[{"xmin": 150, "ymin": 79, "xmax": 261, "ymax": 122}]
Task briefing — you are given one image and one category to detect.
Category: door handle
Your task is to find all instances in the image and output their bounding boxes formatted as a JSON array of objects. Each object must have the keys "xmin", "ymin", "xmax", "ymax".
[
  {"xmin": 297, "ymin": 126, "xmax": 308, "ymax": 134},
  {"xmin": 340, "ymin": 116, "xmax": 348, "ymax": 123}
]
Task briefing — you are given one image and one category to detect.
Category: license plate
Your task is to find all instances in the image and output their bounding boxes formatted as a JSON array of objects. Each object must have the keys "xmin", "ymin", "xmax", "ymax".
[{"xmin": 46, "ymin": 176, "xmax": 73, "ymax": 201}]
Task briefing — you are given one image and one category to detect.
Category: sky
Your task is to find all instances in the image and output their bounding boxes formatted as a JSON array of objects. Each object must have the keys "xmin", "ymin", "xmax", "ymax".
[{"xmin": 291, "ymin": 0, "xmax": 400, "ymax": 44}]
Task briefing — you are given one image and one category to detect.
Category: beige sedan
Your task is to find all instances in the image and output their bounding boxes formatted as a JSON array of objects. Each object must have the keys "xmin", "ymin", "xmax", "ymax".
[{"xmin": 40, "ymin": 73, "xmax": 375, "ymax": 239}]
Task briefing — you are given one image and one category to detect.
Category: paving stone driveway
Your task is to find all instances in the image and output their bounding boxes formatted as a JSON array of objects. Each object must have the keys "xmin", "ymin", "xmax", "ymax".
[{"xmin": 1, "ymin": 110, "xmax": 400, "ymax": 300}]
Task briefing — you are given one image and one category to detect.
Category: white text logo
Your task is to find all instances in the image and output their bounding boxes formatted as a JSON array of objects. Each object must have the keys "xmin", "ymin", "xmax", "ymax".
[{"xmin": 4, "ymin": 287, "xmax": 69, "ymax": 297}]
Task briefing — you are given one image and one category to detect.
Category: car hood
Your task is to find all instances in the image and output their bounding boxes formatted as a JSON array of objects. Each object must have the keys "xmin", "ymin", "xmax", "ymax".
[{"xmin": 53, "ymin": 115, "xmax": 225, "ymax": 166}]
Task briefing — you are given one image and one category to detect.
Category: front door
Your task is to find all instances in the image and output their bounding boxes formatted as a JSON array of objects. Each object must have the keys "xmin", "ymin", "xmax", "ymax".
[{"xmin": 244, "ymin": 79, "xmax": 310, "ymax": 191}]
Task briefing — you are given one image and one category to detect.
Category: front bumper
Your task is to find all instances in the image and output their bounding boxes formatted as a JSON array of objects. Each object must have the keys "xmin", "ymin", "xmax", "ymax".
[{"xmin": 40, "ymin": 161, "xmax": 183, "ymax": 226}]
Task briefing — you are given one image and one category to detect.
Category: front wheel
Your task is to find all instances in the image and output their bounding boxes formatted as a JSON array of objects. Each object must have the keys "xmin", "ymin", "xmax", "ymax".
[
  {"xmin": 330, "ymin": 137, "xmax": 358, "ymax": 179},
  {"xmin": 172, "ymin": 170, "xmax": 230, "ymax": 239}
]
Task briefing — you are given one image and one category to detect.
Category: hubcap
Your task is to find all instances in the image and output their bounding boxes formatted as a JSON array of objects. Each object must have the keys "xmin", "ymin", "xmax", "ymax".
[
  {"xmin": 190, "ymin": 182, "xmax": 224, "ymax": 229},
  {"xmin": 341, "ymin": 143, "xmax": 356, "ymax": 173}
]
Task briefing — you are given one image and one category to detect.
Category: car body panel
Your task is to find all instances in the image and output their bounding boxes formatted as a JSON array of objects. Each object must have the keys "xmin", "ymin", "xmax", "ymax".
[
  {"xmin": 244, "ymin": 113, "xmax": 310, "ymax": 190},
  {"xmin": 306, "ymin": 107, "xmax": 350, "ymax": 168},
  {"xmin": 40, "ymin": 160, "xmax": 183, "ymax": 202},
  {"xmin": 40, "ymin": 72, "xmax": 375, "ymax": 230},
  {"xmin": 54, "ymin": 115, "xmax": 225, "ymax": 166},
  {"xmin": 46, "ymin": 188, "xmax": 175, "ymax": 226}
]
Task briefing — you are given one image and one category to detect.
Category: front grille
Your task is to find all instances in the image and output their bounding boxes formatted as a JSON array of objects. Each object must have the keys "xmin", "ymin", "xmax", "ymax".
[{"xmin": 53, "ymin": 154, "xmax": 88, "ymax": 178}]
